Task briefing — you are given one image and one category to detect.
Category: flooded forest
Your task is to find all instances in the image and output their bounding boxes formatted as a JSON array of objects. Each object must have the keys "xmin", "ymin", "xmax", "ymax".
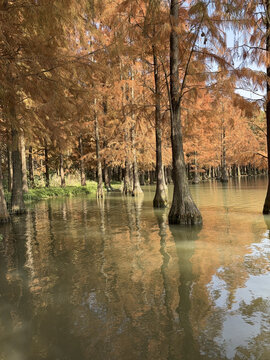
[{"xmin": 0, "ymin": 1, "xmax": 270, "ymax": 360}]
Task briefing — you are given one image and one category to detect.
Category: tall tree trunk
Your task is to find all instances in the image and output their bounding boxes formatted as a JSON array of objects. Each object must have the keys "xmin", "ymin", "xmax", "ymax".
[
  {"xmin": 59, "ymin": 153, "xmax": 65, "ymax": 187},
  {"xmin": 264, "ymin": 1, "xmax": 270, "ymax": 212},
  {"xmin": 20, "ymin": 132, "xmax": 28, "ymax": 193},
  {"xmin": 192, "ymin": 151, "xmax": 200, "ymax": 184},
  {"xmin": 220, "ymin": 116, "xmax": 228, "ymax": 183},
  {"xmin": 140, "ymin": 171, "xmax": 145, "ymax": 186},
  {"xmin": 11, "ymin": 129, "xmax": 25, "ymax": 214},
  {"xmin": 28, "ymin": 146, "xmax": 35, "ymax": 188},
  {"xmin": 7, "ymin": 145, "xmax": 13, "ymax": 193},
  {"xmin": 153, "ymin": 45, "xmax": 168, "ymax": 208},
  {"xmin": 44, "ymin": 142, "xmax": 50, "ymax": 188},
  {"xmin": 79, "ymin": 136, "xmax": 86, "ymax": 186},
  {"xmin": 131, "ymin": 125, "xmax": 143, "ymax": 196},
  {"xmin": 130, "ymin": 67, "xmax": 143, "ymax": 197},
  {"xmin": 123, "ymin": 159, "xmax": 132, "ymax": 195},
  {"xmin": 95, "ymin": 111, "xmax": 103, "ymax": 198},
  {"xmin": 0, "ymin": 153, "xmax": 10, "ymax": 222},
  {"xmin": 103, "ymin": 162, "xmax": 113, "ymax": 191},
  {"xmin": 168, "ymin": 0, "xmax": 202, "ymax": 225}
]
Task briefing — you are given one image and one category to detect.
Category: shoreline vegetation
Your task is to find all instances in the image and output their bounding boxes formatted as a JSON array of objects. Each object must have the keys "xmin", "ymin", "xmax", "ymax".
[
  {"xmin": 4, "ymin": 180, "xmax": 122, "ymax": 207},
  {"xmin": 4, "ymin": 172, "xmax": 267, "ymax": 209}
]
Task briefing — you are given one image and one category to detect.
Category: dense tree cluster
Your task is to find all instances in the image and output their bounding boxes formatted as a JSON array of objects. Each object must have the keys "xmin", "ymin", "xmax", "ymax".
[{"xmin": 0, "ymin": 0, "xmax": 268, "ymax": 224}]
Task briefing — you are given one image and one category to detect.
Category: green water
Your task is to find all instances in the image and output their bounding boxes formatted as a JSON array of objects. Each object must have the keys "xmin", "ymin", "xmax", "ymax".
[{"xmin": 0, "ymin": 177, "xmax": 270, "ymax": 360}]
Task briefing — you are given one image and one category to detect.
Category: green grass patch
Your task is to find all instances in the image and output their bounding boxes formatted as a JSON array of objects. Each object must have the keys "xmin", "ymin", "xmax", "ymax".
[
  {"xmin": 5, "ymin": 180, "xmax": 122, "ymax": 204},
  {"xmin": 24, "ymin": 181, "xmax": 98, "ymax": 202}
]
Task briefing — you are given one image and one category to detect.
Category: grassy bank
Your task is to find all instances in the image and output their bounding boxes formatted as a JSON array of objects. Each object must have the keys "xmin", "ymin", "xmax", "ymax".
[{"xmin": 5, "ymin": 181, "xmax": 122, "ymax": 204}]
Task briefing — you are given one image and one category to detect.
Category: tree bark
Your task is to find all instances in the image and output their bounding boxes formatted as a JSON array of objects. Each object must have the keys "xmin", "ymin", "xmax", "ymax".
[
  {"xmin": 103, "ymin": 162, "xmax": 112, "ymax": 191},
  {"xmin": 131, "ymin": 125, "xmax": 143, "ymax": 196},
  {"xmin": 20, "ymin": 132, "xmax": 28, "ymax": 193},
  {"xmin": 123, "ymin": 159, "xmax": 132, "ymax": 195},
  {"xmin": 7, "ymin": 145, "xmax": 13, "ymax": 193},
  {"xmin": 220, "ymin": 113, "xmax": 228, "ymax": 183},
  {"xmin": 59, "ymin": 153, "xmax": 65, "ymax": 187},
  {"xmin": 192, "ymin": 152, "xmax": 200, "ymax": 184},
  {"xmin": 44, "ymin": 142, "xmax": 50, "ymax": 188},
  {"xmin": 153, "ymin": 45, "xmax": 168, "ymax": 207},
  {"xmin": 168, "ymin": 0, "xmax": 202, "ymax": 225},
  {"xmin": 28, "ymin": 146, "xmax": 35, "ymax": 188},
  {"xmin": 95, "ymin": 111, "xmax": 103, "ymax": 198},
  {"xmin": 130, "ymin": 67, "xmax": 143, "ymax": 197},
  {"xmin": 79, "ymin": 136, "xmax": 86, "ymax": 186},
  {"xmin": 263, "ymin": 0, "xmax": 270, "ymax": 213},
  {"xmin": 0, "ymin": 153, "xmax": 10, "ymax": 222},
  {"xmin": 11, "ymin": 129, "xmax": 26, "ymax": 214}
]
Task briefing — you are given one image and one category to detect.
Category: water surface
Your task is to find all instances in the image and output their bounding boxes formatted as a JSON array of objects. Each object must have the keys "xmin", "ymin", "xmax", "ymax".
[{"xmin": 0, "ymin": 177, "xmax": 270, "ymax": 360}]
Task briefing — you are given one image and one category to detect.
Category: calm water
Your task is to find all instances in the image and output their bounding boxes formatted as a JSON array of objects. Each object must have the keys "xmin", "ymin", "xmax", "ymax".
[{"xmin": 0, "ymin": 177, "xmax": 270, "ymax": 360}]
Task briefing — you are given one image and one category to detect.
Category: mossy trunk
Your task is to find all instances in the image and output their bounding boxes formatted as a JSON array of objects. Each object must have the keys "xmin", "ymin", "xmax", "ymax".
[
  {"xmin": 11, "ymin": 129, "xmax": 26, "ymax": 214},
  {"xmin": 28, "ymin": 146, "xmax": 35, "ymax": 188},
  {"xmin": 153, "ymin": 46, "xmax": 167, "ymax": 208},
  {"xmin": 0, "ymin": 157, "xmax": 10, "ymax": 223},
  {"xmin": 168, "ymin": 0, "xmax": 202, "ymax": 225},
  {"xmin": 20, "ymin": 133, "xmax": 28, "ymax": 193},
  {"xmin": 79, "ymin": 136, "xmax": 86, "ymax": 186},
  {"xmin": 60, "ymin": 153, "xmax": 65, "ymax": 188}
]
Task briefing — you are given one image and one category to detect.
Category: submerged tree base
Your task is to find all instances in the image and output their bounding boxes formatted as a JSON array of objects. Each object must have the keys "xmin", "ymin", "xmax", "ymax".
[
  {"xmin": 153, "ymin": 191, "xmax": 168, "ymax": 208},
  {"xmin": 132, "ymin": 186, "xmax": 143, "ymax": 197},
  {"xmin": 168, "ymin": 196, "xmax": 202, "ymax": 225},
  {"xmin": 96, "ymin": 186, "xmax": 104, "ymax": 199},
  {"xmin": 263, "ymin": 186, "xmax": 270, "ymax": 214}
]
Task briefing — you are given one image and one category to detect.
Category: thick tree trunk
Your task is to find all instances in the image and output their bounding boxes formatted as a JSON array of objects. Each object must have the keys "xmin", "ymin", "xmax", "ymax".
[
  {"xmin": 59, "ymin": 153, "xmax": 65, "ymax": 187},
  {"xmin": 95, "ymin": 113, "xmax": 103, "ymax": 198},
  {"xmin": 44, "ymin": 142, "xmax": 50, "ymax": 188},
  {"xmin": 20, "ymin": 133, "xmax": 28, "ymax": 193},
  {"xmin": 123, "ymin": 159, "xmax": 132, "ymax": 195},
  {"xmin": 103, "ymin": 162, "xmax": 112, "ymax": 191},
  {"xmin": 11, "ymin": 129, "xmax": 25, "ymax": 214},
  {"xmin": 28, "ymin": 146, "xmax": 35, "ymax": 188},
  {"xmin": 79, "ymin": 136, "xmax": 86, "ymax": 186},
  {"xmin": 168, "ymin": 0, "xmax": 202, "ymax": 225},
  {"xmin": 7, "ymin": 145, "xmax": 13, "ymax": 193},
  {"xmin": 153, "ymin": 46, "xmax": 168, "ymax": 208},
  {"xmin": 0, "ymin": 155, "xmax": 10, "ymax": 223}
]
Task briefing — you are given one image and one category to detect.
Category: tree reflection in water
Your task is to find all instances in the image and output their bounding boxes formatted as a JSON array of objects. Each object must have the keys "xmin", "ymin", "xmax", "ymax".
[{"xmin": 0, "ymin": 182, "xmax": 270, "ymax": 360}]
